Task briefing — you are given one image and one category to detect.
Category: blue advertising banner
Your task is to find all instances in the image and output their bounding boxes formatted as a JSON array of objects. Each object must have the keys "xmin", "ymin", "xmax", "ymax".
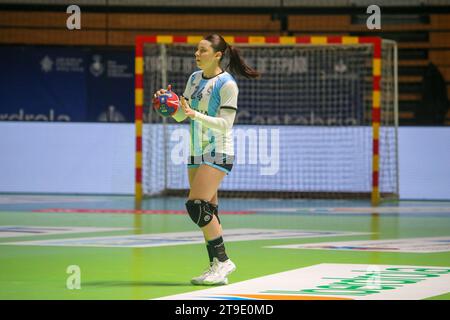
[
  {"xmin": 0, "ymin": 46, "xmax": 134, "ymax": 122},
  {"xmin": 85, "ymin": 48, "xmax": 134, "ymax": 122}
]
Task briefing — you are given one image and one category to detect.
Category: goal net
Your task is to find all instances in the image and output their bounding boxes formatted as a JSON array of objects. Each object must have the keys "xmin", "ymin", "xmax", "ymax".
[{"xmin": 135, "ymin": 36, "xmax": 398, "ymax": 205}]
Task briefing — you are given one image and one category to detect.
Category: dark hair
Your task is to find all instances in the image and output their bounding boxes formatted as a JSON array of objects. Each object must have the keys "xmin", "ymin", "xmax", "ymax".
[{"xmin": 204, "ymin": 34, "xmax": 260, "ymax": 79}]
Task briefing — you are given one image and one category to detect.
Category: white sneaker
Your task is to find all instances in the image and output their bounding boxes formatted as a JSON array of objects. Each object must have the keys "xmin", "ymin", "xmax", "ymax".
[
  {"xmin": 191, "ymin": 264, "xmax": 215, "ymax": 285},
  {"xmin": 202, "ymin": 258, "xmax": 236, "ymax": 286}
]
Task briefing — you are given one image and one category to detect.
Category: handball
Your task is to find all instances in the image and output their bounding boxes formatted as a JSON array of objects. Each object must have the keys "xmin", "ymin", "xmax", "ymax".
[{"xmin": 152, "ymin": 85, "xmax": 179, "ymax": 118}]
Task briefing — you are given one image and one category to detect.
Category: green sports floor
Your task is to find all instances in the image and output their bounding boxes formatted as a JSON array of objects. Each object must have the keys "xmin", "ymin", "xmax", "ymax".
[{"xmin": 0, "ymin": 194, "xmax": 449, "ymax": 300}]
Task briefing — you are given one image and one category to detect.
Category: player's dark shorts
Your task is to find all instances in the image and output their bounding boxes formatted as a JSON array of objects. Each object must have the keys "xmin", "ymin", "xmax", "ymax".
[{"xmin": 187, "ymin": 152, "xmax": 234, "ymax": 174}]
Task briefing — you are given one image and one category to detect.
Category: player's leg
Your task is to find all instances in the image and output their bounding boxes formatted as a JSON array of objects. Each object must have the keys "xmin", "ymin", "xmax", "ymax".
[
  {"xmin": 188, "ymin": 167, "xmax": 220, "ymax": 284},
  {"xmin": 188, "ymin": 167, "xmax": 219, "ymax": 266},
  {"xmin": 188, "ymin": 164, "xmax": 225, "ymax": 240},
  {"xmin": 186, "ymin": 164, "xmax": 235, "ymax": 285}
]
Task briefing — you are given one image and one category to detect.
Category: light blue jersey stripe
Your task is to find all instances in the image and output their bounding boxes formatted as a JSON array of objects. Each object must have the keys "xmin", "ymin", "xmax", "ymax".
[{"xmin": 207, "ymin": 72, "xmax": 235, "ymax": 117}]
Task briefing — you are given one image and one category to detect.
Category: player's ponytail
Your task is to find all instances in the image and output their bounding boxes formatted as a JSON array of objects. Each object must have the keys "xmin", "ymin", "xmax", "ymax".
[
  {"xmin": 227, "ymin": 45, "xmax": 260, "ymax": 79},
  {"xmin": 204, "ymin": 33, "xmax": 260, "ymax": 79}
]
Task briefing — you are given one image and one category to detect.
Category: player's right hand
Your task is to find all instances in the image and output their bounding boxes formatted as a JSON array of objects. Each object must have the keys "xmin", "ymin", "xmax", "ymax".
[{"xmin": 153, "ymin": 85, "xmax": 172, "ymax": 99}]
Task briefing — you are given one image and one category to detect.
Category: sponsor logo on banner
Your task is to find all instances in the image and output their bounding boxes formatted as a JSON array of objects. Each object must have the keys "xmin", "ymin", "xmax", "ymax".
[
  {"xmin": 40, "ymin": 55, "xmax": 84, "ymax": 73},
  {"xmin": 157, "ymin": 264, "xmax": 450, "ymax": 300},
  {"xmin": 89, "ymin": 55, "xmax": 133, "ymax": 78},
  {"xmin": 107, "ymin": 60, "xmax": 133, "ymax": 78},
  {"xmin": 266, "ymin": 237, "xmax": 450, "ymax": 253},
  {"xmin": 0, "ymin": 226, "xmax": 130, "ymax": 238},
  {"xmin": 0, "ymin": 108, "xmax": 71, "ymax": 121},
  {"xmin": 90, "ymin": 55, "xmax": 104, "ymax": 76},
  {"xmin": 97, "ymin": 105, "xmax": 126, "ymax": 122},
  {"xmin": 2, "ymin": 229, "xmax": 369, "ymax": 248},
  {"xmin": 41, "ymin": 56, "xmax": 53, "ymax": 72}
]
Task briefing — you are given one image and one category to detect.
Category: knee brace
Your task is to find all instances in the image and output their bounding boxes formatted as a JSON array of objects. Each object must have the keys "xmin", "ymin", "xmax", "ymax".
[{"xmin": 185, "ymin": 199, "xmax": 215, "ymax": 227}]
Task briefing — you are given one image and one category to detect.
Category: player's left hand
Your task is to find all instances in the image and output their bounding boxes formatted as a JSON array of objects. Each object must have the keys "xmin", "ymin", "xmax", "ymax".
[{"xmin": 180, "ymin": 97, "xmax": 196, "ymax": 119}]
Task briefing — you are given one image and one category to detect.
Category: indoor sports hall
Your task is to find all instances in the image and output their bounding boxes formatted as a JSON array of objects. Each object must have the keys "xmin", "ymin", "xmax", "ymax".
[{"xmin": 0, "ymin": 0, "xmax": 449, "ymax": 301}]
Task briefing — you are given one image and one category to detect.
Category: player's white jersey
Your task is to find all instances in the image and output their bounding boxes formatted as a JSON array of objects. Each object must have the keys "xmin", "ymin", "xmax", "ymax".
[{"xmin": 182, "ymin": 70, "xmax": 238, "ymax": 156}]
